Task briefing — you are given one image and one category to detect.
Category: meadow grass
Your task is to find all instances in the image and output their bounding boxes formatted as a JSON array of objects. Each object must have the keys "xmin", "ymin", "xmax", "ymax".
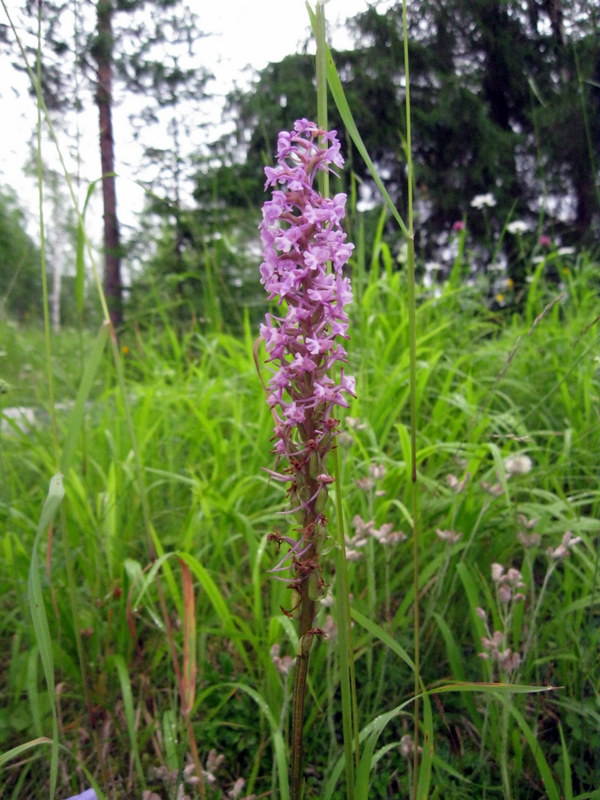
[{"xmin": 1, "ymin": 245, "xmax": 599, "ymax": 799}]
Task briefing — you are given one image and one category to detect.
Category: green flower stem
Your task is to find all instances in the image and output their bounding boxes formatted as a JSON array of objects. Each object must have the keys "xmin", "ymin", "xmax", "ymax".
[
  {"xmin": 401, "ymin": 0, "xmax": 422, "ymax": 793},
  {"xmin": 291, "ymin": 636, "xmax": 312, "ymax": 800},
  {"xmin": 500, "ymin": 693, "xmax": 513, "ymax": 800}
]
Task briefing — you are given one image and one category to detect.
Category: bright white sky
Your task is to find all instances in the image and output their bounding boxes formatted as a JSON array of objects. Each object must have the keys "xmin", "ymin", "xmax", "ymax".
[{"xmin": 0, "ymin": 0, "xmax": 389, "ymax": 238}]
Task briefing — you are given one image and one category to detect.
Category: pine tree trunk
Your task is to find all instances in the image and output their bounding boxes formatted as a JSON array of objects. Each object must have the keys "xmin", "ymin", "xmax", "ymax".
[{"xmin": 95, "ymin": 0, "xmax": 122, "ymax": 329}]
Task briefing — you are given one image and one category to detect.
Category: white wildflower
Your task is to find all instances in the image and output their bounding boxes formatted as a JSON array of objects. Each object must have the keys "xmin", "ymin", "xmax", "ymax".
[
  {"xmin": 345, "ymin": 548, "xmax": 364, "ymax": 561},
  {"xmin": 399, "ymin": 734, "xmax": 421, "ymax": 758},
  {"xmin": 323, "ymin": 614, "xmax": 338, "ymax": 640},
  {"xmin": 518, "ymin": 531, "xmax": 540, "ymax": 547},
  {"xmin": 471, "ymin": 193, "xmax": 497, "ymax": 209},
  {"xmin": 507, "ymin": 220, "xmax": 529, "ymax": 235},
  {"xmin": 480, "ymin": 631, "xmax": 522, "ymax": 672},
  {"xmin": 370, "ymin": 523, "xmax": 406, "ymax": 545},
  {"xmin": 369, "ymin": 462, "xmax": 386, "ymax": 480},
  {"xmin": 447, "ymin": 472, "xmax": 470, "ymax": 493},
  {"xmin": 547, "ymin": 530, "xmax": 582, "ymax": 559},
  {"xmin": 270, "ymin": 644, "xmax": 294, "ymax": 676},
  {"xmin": 504, "ymin": 453, "xmax": 533, "ymax": 476},
  {"xmin": 228, "ymin": 778, "xmax": 247, "ymax": 799},
  {"xmin": 352, "ymin": 515, "xmax": 375, "ymax": 537},
  {"xmin": 436, "ymin": 528, "xmax": 462, "ymax": 544},
  {"xmin": 345, "ymin": 417, "xmax": 366, "ymax": 430},
  {"xmin": 481, "ymin": 480, "xmax": 504, "ymax": 497}
]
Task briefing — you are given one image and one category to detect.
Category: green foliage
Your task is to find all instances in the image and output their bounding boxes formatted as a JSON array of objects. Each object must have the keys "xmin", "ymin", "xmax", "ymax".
[
  {"xmin": 0, "ymin": 187, "xmax": 41, "ymax": 321},
  {"xmin": 1, "ymin": 248, "xmax": 599, "ymax": 797},
  {"xmin": 126, "ymin": 204, "xmax": 262, "ymax": 334},
  {"xmin": 204, "ymin": 0, "xmax": 598, "ymax": 252}
]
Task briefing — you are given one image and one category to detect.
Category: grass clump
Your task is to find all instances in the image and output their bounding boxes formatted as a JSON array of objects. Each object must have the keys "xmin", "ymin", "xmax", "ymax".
[{"xmin": 1, "ymin": 245, "xmax": 598, "ymax": 798}]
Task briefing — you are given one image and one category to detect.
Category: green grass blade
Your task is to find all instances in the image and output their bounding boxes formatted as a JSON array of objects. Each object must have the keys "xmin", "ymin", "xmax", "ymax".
[
  {"xmin": 559, "ymin": 722, "xmax": 574, "ymax": 800},
  {"xmin": 508, "ymin": 701, "xmax": 561, "ymax": 800},
  {"xmin": 60, "ymin": 322, "xmax": 109, "ymax": 475},
  {"xmin": 226, "ymin": 682, "xmax": 290, "ymax": 800},
  {"xmin": 351, "ymin": 607, "xmax": 415, "ymax": 671},
  {"xmin": 0, "ymin": 736, "xmax": 53, "ymax": 767},
  {"xmin": 108, "ymin": 653, "xmax": 145, "ymax": 786},
  {"xmin": 27, "ymin": 473, "xmax": 65, "ymax": 799},
  {"xmin": 306, "ymin": 3, "xmax": 408, "ymax": 236}
]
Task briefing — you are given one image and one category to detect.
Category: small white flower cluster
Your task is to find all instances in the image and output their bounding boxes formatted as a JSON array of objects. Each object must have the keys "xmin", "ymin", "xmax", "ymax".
[
  {"xmin": 504, "ymin": 454, "xmax": 533, "ymax": 477},
  {"xmin": 436, "ymin": 528, "xmax": 462, "ymax": 544},
  {"xmin": 346, "ymin": 515, "xmax": 406, "ymax": 559},
  {"xmin": 470, "ymin": 192, "xmax": 497, "ymax": 209},
  {"xmin": 506, "ymin": 219, "xmax": 529, "ymax": 235},
  {"xmin": 478, "ymin": 627, "xmax": 522, "ymax": 672},
  {"xmin": 492, "ymin": 562, "xmax": 526, "ymax": 604},
  {"xmin": 481, "ymin": 453, "xmax": 533, "ymax": 497},
  {"xmin": 547, "ymin": 530, "xmax": 582, "ymax": 559},
  {"xmin": 355, "ymin": 461, "xmax": 387, "ymax": 496},
  {"xmin": 270, "ymin": 643, "xmax": 294, "ymax": 676},
  {"xmin": 481, "ymin": 480, "xmax": 505, "ymax": 497},
  {"xmin": 446, "ymin": 472, "xmax": 470, "ymax": 493},
  {"xmin": 477, "ymin": 595, "xmax": 523, "ymax": 673},
  {"xmin": 346, "ymin": 416, "xmax": 367, "ymax": 430},
  {"xmin": 515, "ymin": 514, "xmax": 582, "ymax": 557},
  {"xmin": 399, "ymin": 733, "xmax": 422, "ymax": 759},
  {"xmin": 517, "ymin": 514, "xmax": 540, "ymax": 548},
  {"xmin": 146, "ymin": 760, "xmax": 202, "ymax": 797},
  {"xmin": 145, "ymin": 750, "xmax": 256, "ymax": 800}
]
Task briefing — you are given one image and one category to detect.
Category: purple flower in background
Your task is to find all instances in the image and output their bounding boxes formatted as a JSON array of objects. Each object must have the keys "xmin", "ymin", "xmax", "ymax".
[
  {"xmin": 62, "ymin": 790, "xmax": 98, "ymax": 800},
  {"xmin": 260, "ymin": 119, "xmax": 355, "ymax": 593}
]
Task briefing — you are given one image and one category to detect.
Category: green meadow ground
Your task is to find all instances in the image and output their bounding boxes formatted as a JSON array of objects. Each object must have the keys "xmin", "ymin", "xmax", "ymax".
[{"xmin": 1, "ymin": 250, "xmax": 599, "ymax": 798}]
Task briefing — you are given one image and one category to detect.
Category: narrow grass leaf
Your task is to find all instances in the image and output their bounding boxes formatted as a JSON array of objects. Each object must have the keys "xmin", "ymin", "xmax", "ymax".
[
  {"xmin": 225, "ymin": 682, "xmax": 290, "ymax": 800},
  {"xmin": 507, "ymin": 701, "xmax": 561, "ymax": 800},
  {"xmin": 416, "ymin": 690, "xmax": 434, "ymax": 799},
  {"xmin": 28, "ymin": 473, "xmax": 65, "ymax": 799},
  {"xmin": 0, "ymin": 736, "xmax": 53, "ymax": 766},
  {"xmin": 177, "ymin": 552, "xmax": 255, "ymax": 672},
  {"xmin": 108, "ymin": 653, "xmax": 145, "ymax": 786},
  {"xmin": 306, "ymin": 3, "xmax": 408, "ymax": 236},
  {"xmin": 559, "ymin": 723, "xmax": 573, "ymax": 800},
  {"xmin": 60, "ymin": 322, "xmax": 109, "ymax": 475},
  {"xmin": 351, "ymin": 607, "xmax": 415, "ymax": 671}
]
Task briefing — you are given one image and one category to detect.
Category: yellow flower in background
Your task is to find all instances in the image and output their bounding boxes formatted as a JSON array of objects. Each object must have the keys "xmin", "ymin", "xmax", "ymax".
[
  {"xmin": 496, "ymin": 293, "xmax": 505, "ymax": 303},
  {"xmin": 505, "ymin": 278, "xmax": 514, "ymax": 289},
  {"xmin": 121, "ymin": 345, "xmax": 130, "ymax": 355}
]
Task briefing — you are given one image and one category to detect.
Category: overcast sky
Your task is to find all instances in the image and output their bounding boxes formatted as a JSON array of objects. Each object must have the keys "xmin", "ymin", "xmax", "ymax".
[{"xmin": 0, "ymin": 0, "xmax": 391, "ymax": 236}]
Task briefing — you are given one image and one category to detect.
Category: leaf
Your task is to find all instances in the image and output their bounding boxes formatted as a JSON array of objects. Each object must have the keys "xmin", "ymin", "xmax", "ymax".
[{"xmin": 28, "ymin": 474, "xmax": 65, "ymax": 798}]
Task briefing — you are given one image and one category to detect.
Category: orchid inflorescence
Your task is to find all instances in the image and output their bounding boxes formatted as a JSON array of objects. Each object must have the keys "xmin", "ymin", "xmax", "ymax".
[{"xmin": 259, "ymin": 118, "xmax": 355, "ymax": 595}]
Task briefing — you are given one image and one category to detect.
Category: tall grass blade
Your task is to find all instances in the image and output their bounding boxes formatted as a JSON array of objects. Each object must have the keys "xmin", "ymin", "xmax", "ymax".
[
  {"xmin": 108, "ymin": 654, "xmax": 145, "ymax": 786},
  {"xmin": 506, "ymin": 701, "xmax": 561, "ymax": 800},
  {"xmin": 306, "ymin": 3, "xmax": 408, "ymax": 236},
  {"xmin": 27, "ymin": 474, "xmax": 65, "ymax": 798},
  {"xmin": 60, "ymin": 323, "xmax": 109, "ymax": 475},
  {"xmin": 226, "ymin": 682, "xmax": 290, "ymax": 800}
]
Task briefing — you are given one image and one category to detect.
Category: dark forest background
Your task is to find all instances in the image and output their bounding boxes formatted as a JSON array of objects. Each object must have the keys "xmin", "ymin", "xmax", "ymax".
[{"xmin": 1, "ymin": 0, "xmax": 598, "ymax": 327}]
